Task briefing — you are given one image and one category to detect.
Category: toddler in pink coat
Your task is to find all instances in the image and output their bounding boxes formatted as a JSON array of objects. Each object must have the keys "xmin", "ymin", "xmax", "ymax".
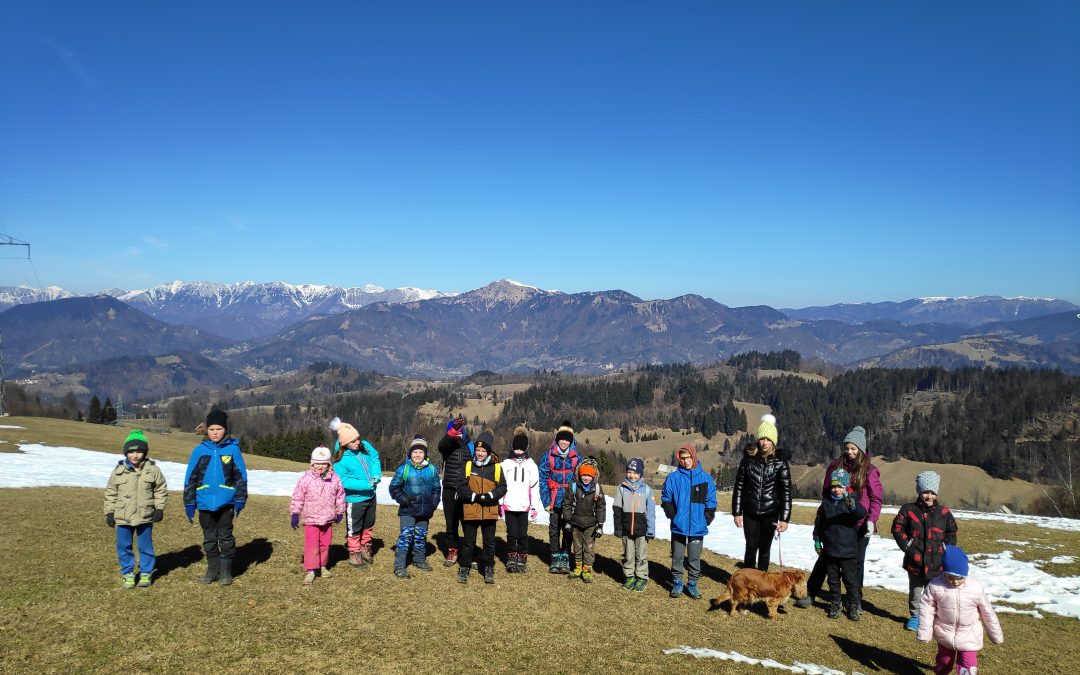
[
  {"xmin": 290, "ymin": 446, "xmax": 346, "ymax": 586},
  {"xmin": 918, "ymin": 545, "xmax": 1003, "ymax": 674}
]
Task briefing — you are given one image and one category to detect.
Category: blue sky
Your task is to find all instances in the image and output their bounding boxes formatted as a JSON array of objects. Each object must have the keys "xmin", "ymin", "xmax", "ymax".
[{"xmin": 2, "ymin": 2, "xmax": 1078, "ymax": 306}]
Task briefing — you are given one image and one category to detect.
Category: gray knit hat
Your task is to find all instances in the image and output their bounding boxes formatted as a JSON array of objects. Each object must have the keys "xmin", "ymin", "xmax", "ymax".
[
  {"xmin": 916, "ymin": 470, "xmax": 940, "ymax": 495},
  {"xmin": 843, "ymin": 426, "xmax": 867, "ymax": 453}
]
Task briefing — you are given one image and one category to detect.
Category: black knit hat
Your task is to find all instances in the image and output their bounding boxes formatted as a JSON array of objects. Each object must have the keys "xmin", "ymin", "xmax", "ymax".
[
  {"xmin": 206, "ymin": 409, "xmax": 229, "ymax": 430},
  {"xmin": 555, "ymin": 420, "xmax": 574, "ymax": 444},
  {"xmin": 511, "ymin": 425, "xmax": 529, "ymax": 454}
]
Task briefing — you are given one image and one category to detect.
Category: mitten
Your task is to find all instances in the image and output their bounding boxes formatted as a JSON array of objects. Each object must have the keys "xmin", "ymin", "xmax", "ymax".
[
  {"xmin": 105, "ymin": 513, "xmax": 115, "ymax": 528},
  {"xmin": 866, "ymin": 520, "xmax": 876, "ymax": 537},
  {"xmin": 291, "ymin": 513, "xmax": 300, "ymax": 529},
  {"xmin": 185, "ymin": 504, "xmax": 196, "ymax": 523},
  {"xmin": 529, "ymin": 508, "xmax": 538, "ymax": 521},
  {"xmin": 592, "ymin": 525, "xmax": 603, "ymax": 539},
  {"xmin": 233, "ymin": 501, "xmax": 245, "ymax": 518},
  {"xmin": 814, "ymin": 540, "xmax": 823, "ymax": 556},
  {"xmin": 334, "ymin": 513, "xmax": 343, "ymax": 524},
  {"xmin": 150, "ymin": 509, "xmax": 164, "ymax": 523}
]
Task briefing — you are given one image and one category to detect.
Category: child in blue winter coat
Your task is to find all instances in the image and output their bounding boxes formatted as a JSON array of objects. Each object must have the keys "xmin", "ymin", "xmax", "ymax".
[
  {"xmin": 183, "ymin": 409, "xmax": 248, "ymax": 586},
  {"xmin": 612, "ymin": 457, "xmax": 655, "ymax": 592},
  {"xmin": 388, "ymin": 436, "xmax": 441, "ymax": 578},
  {"xmin": 331, "ymin": 417, "xmax": 382, "ymax": 568},
  {"xmin": 813, "ymin": 468, "xmax": 867, "ymax": 620},
  {"xmin": 538, "ymin": 421, "xmax": 580, "ymax": 573},
  {"xmin": 661, "ymin": 443, "xmax": 716, "ymax": 599}
]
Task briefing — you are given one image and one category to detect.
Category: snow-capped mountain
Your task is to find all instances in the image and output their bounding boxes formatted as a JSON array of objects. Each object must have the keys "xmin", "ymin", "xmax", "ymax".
[
  {"xmin": 0, "ymin": 285, "xmax": 75, "ymax": 310},
  {"xmin": 781, "ymin": 295, "xmax": 1078, "ymax": 326}
]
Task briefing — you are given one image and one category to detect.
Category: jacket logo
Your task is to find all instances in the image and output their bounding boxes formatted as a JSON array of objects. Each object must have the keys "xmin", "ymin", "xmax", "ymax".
[{"xmin": 222, "ymin": 456, "xmax": 232, "ymax": 464}]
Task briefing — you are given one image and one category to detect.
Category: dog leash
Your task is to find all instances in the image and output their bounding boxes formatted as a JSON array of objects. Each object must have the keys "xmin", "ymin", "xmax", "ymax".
[{"xmin": 774, "ymin": 528, "xmax": 785, "ymax": 571}]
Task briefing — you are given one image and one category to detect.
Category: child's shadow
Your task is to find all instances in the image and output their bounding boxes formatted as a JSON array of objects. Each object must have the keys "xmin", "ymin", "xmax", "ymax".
[
  {"xmin": 831, "ymin": 635, "xmax": 930, "ymax": 675},
  {"xmin": 154, "ymin": 545, "xmax": 203, "ymax": 579},
  {"xmin": 233, "ymin": 538, "xmax": 274, "ymax": 577},
  {"xmin": 859, "ymin": 598, "xmax": 906, "ymax": 622}
]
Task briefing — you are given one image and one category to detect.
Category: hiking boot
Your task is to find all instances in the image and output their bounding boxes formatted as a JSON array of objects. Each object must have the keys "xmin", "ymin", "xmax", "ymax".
[
  {"xmin": 795, "ymin": 595, "xmax": 814, "ymax": 609},
  {"xmin": 519, "ymin": 555, "xmax": 528, "ymax": 573},
  {"xmin": 484, "ymin": 567, "xmax": 495, "ymax": 584},
  {"xmin": 569, "ymin": 563, "xmax": 583, "ymax": 579},
  {"xmin": 685, "ymin": 580, "xmax": 702, "ymax": 599},
  {"xmin": 137, "ymin": 572, "xmax": 152, "ymax": 588},
  {"xmin": 847, "ymin": 603, "xmax": 862, "ymax": 621},
  {"xmin": 670, "ymin": 578, "xmax": 684, "ymax": 598},
  {"xmin": 827, "ymin": 604, "xmax": 841, "ymax": 619},
  {"xmin": 623, "ymin": 576, "xmax": 638, "ymax": 590},
  {"xmin": 218, "ymin": 559, "xmax": 234, "ymax": 586},
  {"xmin": 394, "ymin": 567, "xmax": 411, "ymax": 579},
  {"xmin": 196, "ymin": 556, "xmax": 220, "ymax": 584},
  {"xmin": 444, "ymin": 548, "xmax": 459, "ymax": 567},
  {"xmin": 303, "ymin": 571, "xmax": 316, "ymax": 586},
  {"xmin": 549, "ymin": 556, "xmax": 561, "ymax": 573},
  {"xmin": 320, "ymin": 566, "xmax": 333, "ymax": 579},
  {"xmin": 559, "ymin": 553, "xmax": 572, "ymax": 574},
  {"xmin": 359, "ymin": 546, "xmax": 373, "ymax": 565},
  {"xmin": 905, "ymin": 617, "xmax": 919, "ymax": 631},
  {"xmin": 122, "ymin": 573, "xmax": 137, "ymax": 590},
  {"xmin": 457, "ymin": 567, "xmax": 469, "ymax": 584},
  {"xmin": 581, "ymin": 565, "xmax": 593, "ymax": 583},
  {"xmin": 413, "ymin": 560, "xmax": 433, "ymax": 572},
  {"xmin": 633, "ymin": 577, "xmax": 648, "ymax": 592},
  {"xmin": 348, "ymin": 551, "xmax": 365, "ymax": 568}
]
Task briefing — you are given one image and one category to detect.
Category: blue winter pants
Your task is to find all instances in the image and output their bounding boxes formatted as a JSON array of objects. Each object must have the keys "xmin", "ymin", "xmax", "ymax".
[
  {"xmin": 116, "ymin": 523, "xmax": 155, "ymax": 575},
  {"xmin": 394, "ymin": 515, "xmax": 430, "ymax": 569}
]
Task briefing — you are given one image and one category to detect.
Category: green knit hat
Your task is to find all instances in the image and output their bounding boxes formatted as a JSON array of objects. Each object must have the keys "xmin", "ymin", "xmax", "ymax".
[{"xmin": 123, "ymin": 429, "xmax": 149, "ymax": 456}]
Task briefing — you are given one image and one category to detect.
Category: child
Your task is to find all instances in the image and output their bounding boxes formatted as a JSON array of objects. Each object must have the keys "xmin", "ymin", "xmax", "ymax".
[
  {"xmin": 561, "ymin": 457, "xmax": 607, "ymax": 583},
  {"xmin": 893, "ymin": 470, "xmax": 958, "ymax": 631},
  {"xmin": 919, "ymin": 546, "xmax": 1004, "ymax": 674},
  {"xmin": 812, "ymin": 468, "xmax": 867, "ymax": 620},
  {"xmin": 388, "ymin": 436, "xmax": 442, "ymax": 578},
  {"xmin": 662, "ymin": 443, "xmax": 717, "ymax": 599},
  {"xmin": 612, "ymin": 457, "xmax": 655, "ymax": 591},
  {"xmin": 290, "ymin": 446, "xmax": 346, "ymax": 586},
  {"xmin": 331, "ymin": 417, "xmax": 382, "ymax": 568},
  {"xmin": 538, "ymin": 420, "xmax": 580, "ymax": 573},
  {"xmin": 456, "ymin": 430, "xmax": 506, "ymax": 584},
  {"xmin": 731, "ymin": 414, "xmax": 792, "ymax": 572},
  {"xmin": 104, "ymin": 429, "xmax": 167, "ymax": 589},
  {"xmin": 184, "ymin": 409, "xmax": 248, "ymax": 586},
  {"xmin": 437, "ymin": 416, "xmax": 473, "ymax": 566},
  {"xmin": 500, "ymin": 425, "xmax": 541, "ymax": 573}
]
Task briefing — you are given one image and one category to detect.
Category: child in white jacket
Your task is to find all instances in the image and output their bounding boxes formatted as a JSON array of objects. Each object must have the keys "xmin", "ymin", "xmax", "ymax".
[
  {"xmin": 918, "ymin": 545, "xmax": 1003, "ymax": 675},
  {"xmin": 500, "ymin": 425, "xmax": 541, "ymax": 573}
]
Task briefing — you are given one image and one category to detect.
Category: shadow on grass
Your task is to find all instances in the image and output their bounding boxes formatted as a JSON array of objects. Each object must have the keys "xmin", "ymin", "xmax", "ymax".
[
  {"xmin": 861, "ymin": 598, "xmax": 907, "ymax": 623},
  {"xmin": 155, "ymin": 545, "xmax": 203, "ymax": 579},
  {"xmin": 233, "ymin": 538, "xmax": 273, "ymax": 576},
  {"xmin": 831, "ymin": 635, "xmax": 930, "ymax": 675}
]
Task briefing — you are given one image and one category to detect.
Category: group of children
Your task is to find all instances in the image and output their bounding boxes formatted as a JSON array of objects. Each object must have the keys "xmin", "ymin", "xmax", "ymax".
[{"xmin": 105, "ymin": 410, "xmax": 1003, "ymax": 674}]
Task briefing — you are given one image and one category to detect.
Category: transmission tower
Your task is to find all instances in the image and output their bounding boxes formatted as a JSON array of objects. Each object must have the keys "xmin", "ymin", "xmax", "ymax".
[{"xmin": 1, "ymin": 234, "xmax": 34, "ymax": 417}]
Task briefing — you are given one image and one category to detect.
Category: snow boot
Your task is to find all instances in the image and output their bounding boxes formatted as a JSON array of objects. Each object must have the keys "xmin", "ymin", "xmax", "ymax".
[
  {"xmin": 569, "ymin": 562, "xmax": 583, "ymax": 579},
  {"xmin": 581, "ymin": 565, "xmax": 593, "ymax": 583},
  {"xmin": 303, "ymin": 571, "xmax": 316, "ymax": 586},
  {"xmin": 827, "ymin": 604, "xmax": 841, "ymax": 619},
  {"xmin": 633, "ymin": 577, "xmax": 648, "ymax": 592},
  {"xmin": 905, "ymin": 617, "xmax": 919, "ymax": 631},
  {"xmin": 196, "ymin": 556, "xmax": 220, "ymax": 584},
  {"xmin": 121, "ymin": 573, "xmax": 137, "ymax": 590},
  {"xmin": 394, "ymin": 567, "xmax": 411, "ymax": 579},
  {"xmin": 623, "ymin": 576, "xmax": 637, "ymax": 590},
  {"xmin": 795, "ymin": 595, "xmax": 814, "ymax": 609},
  {"xmin": 137, "ymin": 571, "xmax": 153, "ymax": 588},
  {"xmin": 320, "ymin": 566, "xmax": 333, "ymax": 579},
  {"xmin": 457, "ymin": 567, "xmax": 469, "ymax": 584},
  {"xmin": 549, "ymin": 554, "xmax": 561, "ymax": 574},
  {"xmin": 685, "ymin": 580, "xmax": 702, "ymax": 599},
  {"xmin": 519, "ymin": 553, "xmax": 528, "ymax": 573},
  {"xmin": 218, "ymin": 558, "xmax": 234, "ymax": 586},
  {"xmin": 670, "ymin": 577, "xmax": 684, "ymax": 598},
  {"xmin": 484, "ymin": 567, "xmax": 496, "ymax": 584}
]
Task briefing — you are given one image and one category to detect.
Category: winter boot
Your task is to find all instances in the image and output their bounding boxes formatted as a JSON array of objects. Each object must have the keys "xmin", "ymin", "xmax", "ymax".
[
  {"xmin": 457, "ymin": 567, "xmax": 469, "ymax": 584},
  {"xmin": 569, "ymin": 563, "xmax": 583, "ymax": 579},
  {"xmin": 359, "ymin": 543, "xmax": 373, "ymax": 566},
  {"xmin": 633, "ymin": 577, "xmax": 648, "ymax": 592},
  {"xmin": 320, "ymin": 566, "xmax": 333, "ymax": 579},
  {"xmin": 413, "ymin": 558, "xmax": 433, "ymax": 572},
  {"xmin": 847, "ymin": 602, "xmax": 862, "ymax": 621},
  {"xmin": 905, "ymin": 616, "xmax": 919, "ymax": 631},
  {"xmin": 122, "ymin": 573, "xmax": 137, "ymax": 590},
  {"xmin": 444, "ymin": 547, "xmax": 459, "ymax": 567},
  {"xmin": 827, "ymin": 604, "xmax": 842, "ymax": 619},
  {"xmin": 394, "ymin": 567, "xmax": 411, "ymax": 579},
  {"xmin": 549, "ymin": 554, "xmax": 561, "ymax": 574},
  {"xmin": 795, "ymin": 595, "xmax": 814, "ymax": 609},
  {"xmin": 137, "ymin": 571, "xmax": 152, "ymax": 588},
  {"xmin": 303, "ymin": 570, "xmax": 316, "ymax": 586},
  {"xmin": 348, "ymin": 551, "xmax": 364, "ymax": 567},
  {"xmin": 581, "ymin": 565, "xmax": 593, "ymax": 583},
  {"xmin": 623, "ymin": 576, "xmax": 637, "ymax": 590},
  {"xmin": 518, "ymin": 553, "xmax": 528, "ymax": 573},
  {"xmin": 196, "ymin": 556, "xmax": 220, "ymax": 584},
  {"xmin": 670, "ymin": 577, "xmax": 684, "ymax": 598},
  {"xmin": 347, "ymin": 536, "xmax": 364, "ymax": 567},
  {"xmin": 484, "ymin": 567, "xmax": 495, "ymax": 584},
  {"xmin": 685, "ymin": 580, "xmax": 702, "ymax": 599},
  {"xmin": 218, "ymin": 558, "xmax": 234, "ymax": 586}
]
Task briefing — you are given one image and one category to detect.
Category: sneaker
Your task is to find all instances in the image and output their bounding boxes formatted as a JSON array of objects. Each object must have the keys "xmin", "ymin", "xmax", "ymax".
[
  {"xmin": 457, "ymin": 567, "xmax": 469, "ymax": 584},
  {"xmin": 413, "ymin": 560, "xmax": 433, "ymax": 572},
  {"xmin": 320, "ymin": 566, "xmax": 333, "ymax": 579},
  {"xmin": 905, "ymin": 617, "xmax": 919, "ymax": 631},
  {"xmin": 303, "ymin": 571, "xmax": 316, "ymax": 586},
  {"xmin": 623, "ymin": 576, "xmax": 637, "ymax": 590},
  {"xmin": 670, "ymin": 578, "xmax": 684, "ymax": 598},
  {"xmin": 795, "ymin": 595, "xmax": 814, "ymax": 609},
  {"xmin": 137, "ymin": 572, "xmax": 152, "ymax": 588},
  {"xmin": 827, "ymin": 604, "xmax": 841, "ymax": 619},
  {"xmin": 685, "ymin": 581, "xmax": 702, "ymax": 599},
  {"xmin": 484, "ymin": 568, "xmax": 495, "ymax": 584},
  {"xmin": 633, "ymin": 577, "xmax": 648, "ymax": 592},
  {"xmin": 444, "ymin": 548, "xmax": 459, "ymax": 567},
  {"xmin": 122, "ymin": 573, "xmax": 137, "ymax": 590},
  {"xmin": 393, "ymin": 567, "xmax": 411, "ymax": 579}
]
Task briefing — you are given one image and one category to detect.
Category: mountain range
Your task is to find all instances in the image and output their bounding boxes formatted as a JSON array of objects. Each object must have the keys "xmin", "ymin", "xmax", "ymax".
[{"xmin": 1, "ymin": 281, "xmax": 1077, "ymax": 399}]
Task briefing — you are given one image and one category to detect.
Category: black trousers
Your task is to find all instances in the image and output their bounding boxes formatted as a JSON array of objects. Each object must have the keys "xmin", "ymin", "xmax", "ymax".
[
  {"xmin": 442, "ymin": 486, "xmax": 463, "ymax": 550},
  {"xmin": 460, "ymin": 520, "xmax": 496, "ymax": 570},
  {"xmin": 199, "ymin": 506, "xmax": 236, "ymax": 559},
  {"xmin": 824, "ymin": 555, "xmax": 861, "ymax": 607},
  {"xmin": 504, "ymin": 511, "xmax": 530, "ymax": 555},
  {"xmin": 742, "ymin": 512, "xmax": 778, "ymax": 570},
  {"xmin": 807, "ymin": 526, "xmax": 870, "ymax": 599}
]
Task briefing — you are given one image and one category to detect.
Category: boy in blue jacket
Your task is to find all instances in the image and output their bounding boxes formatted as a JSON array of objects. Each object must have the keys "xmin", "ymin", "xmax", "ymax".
[
  {"xmin": 388, "ymin": 436, "xmax": 441, "ymax": 578},
  {"xmin": 538, "ymin": 421, "xmax": 580, "ymax": 573},
  {"xmin": 661, "ymin": 443, "xmax": 716, "ymax": 599},
  {"xmin": 331, "ymin": 417, "xmax": 382, "ymax": 568},
  {"xmin": 183, "ymin": 409, "xmax": 248, "ymax": 586}
]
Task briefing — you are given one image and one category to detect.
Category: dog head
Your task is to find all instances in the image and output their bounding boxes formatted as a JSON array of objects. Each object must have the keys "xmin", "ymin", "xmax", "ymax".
[{"xmin": 782, "ymin": 570, "xmax": 807, "ymax": 598}]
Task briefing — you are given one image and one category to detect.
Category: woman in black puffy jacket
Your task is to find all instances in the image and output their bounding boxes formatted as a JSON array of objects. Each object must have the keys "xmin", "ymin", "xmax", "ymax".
[{"xmin": 731, "ymin": 414, "xmax": 792, "ymax": 571}]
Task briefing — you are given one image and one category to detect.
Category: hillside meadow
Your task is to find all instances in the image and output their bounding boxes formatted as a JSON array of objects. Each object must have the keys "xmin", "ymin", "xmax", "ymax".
[{"xmin": 1, "ymin": 418, "xmax": 1077, "ymax": 673}]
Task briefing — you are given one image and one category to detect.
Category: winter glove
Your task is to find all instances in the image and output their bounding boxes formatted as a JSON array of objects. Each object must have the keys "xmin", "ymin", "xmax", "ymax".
[
  {"xmin": 446, "ymin": 416, "xmax": 466, "ymax": 440},
  {"xmin": 185, "ymin": 504, "xmax": 196, "ymax": 523},
  {"xmin": 704, "ymin": 507, "xmax": 715, "ymax": 526},
  {"xmin": 592, "ymin": 525, "xmax": 603, "ymax": 540},
  {"xmin": 233, "ymin": 501, "xmax": 245, "ymax": 518},
  {"xmin": 150, "ymin": 509, "xmax": 164, "ymax": 523},
  {"xmin": 814, "ymin": 540, "xmax": 823, "ymax": 556},
  {"xmin": 529, "ymin": 508, "xmax": 538, "ymax": 522},
  {"xmin": 334, "ymin": 513, "xmax": 343, "ymax": 524},
  {"xmin": 407, "ymin": 495, "xmax": 418, "ymax": 504},
  {"xmin": 105, "ymin": 513, "xmax": 115, "ymax": 528},
  {"xmin": 866, "ymin": 520, "xmax": 876, "ymax": 537},
  {"xmin": 844, "ymin": 494, "xmax": 856, "ymax": 511},
  {"xmin": 661, "ymin": 501, "xmax": 676, "ymax": 519},
  {"xmin": 564, "ymin": 520, "xmax": 573, "ymax": 531},
  {"xmin": 545, "ymin": 506, "xmax": 553, "ymax": 513},
  {"xmin": 291, "ymin": 513, "xmax": 300, "ymax": 529}
]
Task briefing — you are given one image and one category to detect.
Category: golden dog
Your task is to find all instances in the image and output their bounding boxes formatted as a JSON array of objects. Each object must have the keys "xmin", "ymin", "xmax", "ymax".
[{"xmin": 710, "ymin": 568, "xmax": 807, "ymax": 621}]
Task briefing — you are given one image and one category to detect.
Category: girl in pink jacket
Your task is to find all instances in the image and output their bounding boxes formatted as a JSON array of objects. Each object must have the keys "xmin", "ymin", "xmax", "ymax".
[
  {"xmin": 918, "ymin": 546, "xmax": 1004, "ymax": 675},
  {"xmin": 290, "ymin": 446, "xmax": 346, "ymax": 586}
]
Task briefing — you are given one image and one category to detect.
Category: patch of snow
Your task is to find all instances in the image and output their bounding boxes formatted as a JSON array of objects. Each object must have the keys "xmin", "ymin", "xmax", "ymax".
[
  {"xmin": 1049, "ymin": 556, "xmax": 1076, "ymax": 564},
  {"xmin": 994, "ymin": 607, "xmax": 1044, "ymax": 618},
  {"xmin": 0, "ymin": 425, "xmax": 25, "ymax": 429},
  {"xmin": 997, "ymin": 539, "xmax": 1030, "ymax": 545},
  {"xmin": 662, "ymin": 647, "xmax": 844, "ymax": 674}
]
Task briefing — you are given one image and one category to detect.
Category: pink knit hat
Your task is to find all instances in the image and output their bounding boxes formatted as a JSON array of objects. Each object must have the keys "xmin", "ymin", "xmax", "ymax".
[
  {"xmin": 310, "ymin": 446, "xmax": 333, "ymax": 464},
  {"xmin": 329, "ymin": 417, "xmax": 360, "ymax": 447}
]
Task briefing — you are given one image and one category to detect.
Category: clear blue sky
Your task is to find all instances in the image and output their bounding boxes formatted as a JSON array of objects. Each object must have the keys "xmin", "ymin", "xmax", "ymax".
[{"xmin": 3, "ymin": 1, "xmax": 1078, "ymax": 306}]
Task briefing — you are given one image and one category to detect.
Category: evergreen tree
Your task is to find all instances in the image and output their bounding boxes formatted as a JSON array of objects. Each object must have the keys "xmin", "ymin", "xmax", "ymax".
[{"xmin": 88, "ymin": 395, "xmax": 102, "ymax": 424}]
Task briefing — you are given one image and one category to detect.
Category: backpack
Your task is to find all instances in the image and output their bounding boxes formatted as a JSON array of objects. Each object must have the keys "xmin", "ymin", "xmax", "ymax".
[{"xmin": 465, "ymin": 461, "xmax": 501, "ymax": 483}]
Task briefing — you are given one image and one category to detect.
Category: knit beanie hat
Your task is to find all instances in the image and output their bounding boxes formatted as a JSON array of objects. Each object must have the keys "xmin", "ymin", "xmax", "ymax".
[
  {"xmin": 511, "ymin": 425, "xmax": 530, "ymax": 455},
  {"xmin": 830, "ymin": 468, "xmax": 851, "ymax": 489},
  {"xmin": 916, "ymin": 470, "xmax": 941, "ymax": 495},
  {"xmin": 206, "ymin": 408, "xmax": 228, "ymax": 430},
  {"xmin": 408, "ymin": 435, "xmax": 429, "ymax": 459},
  {"xmin": 123, "ymin": 429, "xmax": 149, "ymax": 456},
  {"xmin": 626, "ymin": 458, "xmax": 645, "ymax": 475},
  {"xmin": 475, "ymin": 429, "xmax": 496, "ymax": 457},
  {"xmin": 756, "ymin": 414, "xmax": 778, "ymax": 445},
  {"xmin": 310, "ymin": 446, "xmax": 333, "ymax": 464},
  {"xmin": 578, "ymin": 463, "xmax": 597, "ymax": 478},
  {"xmin": 329, "ymin": 417, "xmax": 360, "ymax": 447},
  {"xmin": 942, "ymin": 545, "xmax": 969, "ymax": 578},
  {"xmin": 843, "ymin": 426, "xmax": 867, "ymax": 453},
  {"xmin": 555, "ymin": 421, "xmax": 575, "ymax": 444}
]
